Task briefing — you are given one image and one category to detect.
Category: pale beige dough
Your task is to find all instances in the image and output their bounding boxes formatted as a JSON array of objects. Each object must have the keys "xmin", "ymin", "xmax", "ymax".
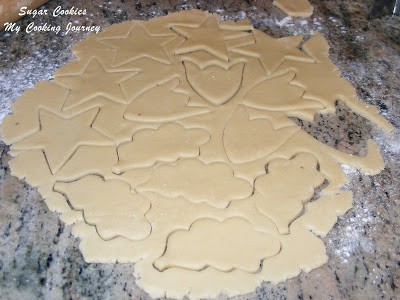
[
  {"xmin": 11, "ymin": 108, "xmax": 114, "ymax": 174},
  {"xmin": 273, "ymin": 0, "xmax": 314, "ymax": 17},
  {"xmin": 172, "ymin": 17, "xmax": 230, "ymax": 61},
  {"xmin": 124, "ymin": 78, "xmax": 209, "ymax": 122},
  {"xmin": 0, "ymin": 81, "xmax": 69, "ymax": 144},
  {"xmin": 55, "ymin": 58, "xmax": 136, "ymax": 109},
  {"xmin": 223, "ymin": 106, "xmax": 299, "ymax": 163},
  {"xmin": 114, "ymin": 123, "xmax": 210, "ymax": 172},
  {"xmin": 231, "ymin": 31, "xmax": 314, "ymax": 73},
  {"xmin": 244, "ymin": 71, "xmax": 323, "ymax": 111},
  {"xmin": 100, "ymin": 24, "xmax": 176, "ymax": 66},
  {"xmin": 136, "ymin": 158, "xmax": 253, "ymax": 208},
  {"xmin": 54, "ymin": 175, "xmax": 151, "ymax": 241},
  {"xmin": 254, "ymin": 153, "xmax": 325, "ymax": 234},
  {"xmin": 154, "ymin": 217, "xmax": 281, "ymax": 273},
  {"xmin": 0, "ymin": 9, "xmax": 393, "ymax": 300},
  {"xmin": 184, "ymin": 61, "xmax": 244, "ymax": 105}
]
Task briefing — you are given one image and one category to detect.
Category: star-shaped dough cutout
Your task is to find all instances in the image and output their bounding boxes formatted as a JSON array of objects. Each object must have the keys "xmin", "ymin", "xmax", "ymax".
[
  {"xmin": 231, "ymin": 29, "xmax": 314, "ymax": 73},
  {"xmin": 100, "ymin": 24, "xmax": 176, "ymax": 66},
  {"xmin": 172, "ymin": 17, "xmax": 229, "ymax": 61},
  {"xmin": 11, "ymin": 108, "xmax": 114, "ymax": 174},
  {"xmin": 55, "ymin": 59, "xmax": 136, "ymax": 110}
]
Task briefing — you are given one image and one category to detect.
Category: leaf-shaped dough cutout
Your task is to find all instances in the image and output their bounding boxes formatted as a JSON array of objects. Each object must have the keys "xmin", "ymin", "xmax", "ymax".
[
  {"xmin": 114, "ymin": 123, "xmax": 210, "ymax": 172},
  {"xmin": 124, "ymin": 78, "xmax": 208, "ymax": 122},
  {"xmin": 254, "ymin": 153, "xmax": 325, "ymax": 234},
  {"xmin": 54, "ymin": 175, "xmax": 151, "ymax": 241},
  {"xmin": 137, "ymin": 158, "xmax": 252, "ymax": 208},
  {"xmin": 184, "ymin": 61, "xmax": 244, "ymax": 105},
  {"xmin": 223, "ymin": 106, "xmax": 299, "ymax": 163},
  {"xmin": 243, "ymin": 71, "xmax": 323, "ymax": 111},
  {"xmin": 154, "ymin": 218, "xmax": 281, "ymax": 273}
]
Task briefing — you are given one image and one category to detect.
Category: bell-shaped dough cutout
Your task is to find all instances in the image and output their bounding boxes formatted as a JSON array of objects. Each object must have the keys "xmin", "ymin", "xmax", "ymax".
[
  {"xmin": 184, "ymin": 61, "xmax": 244, "ymax": 105},
  {"xmin": 254, "ymin": 153, "xmax": 325, "ymax": 234},
  {"xmin": 124, "ymin": 78, "xmax": 208, "ymax": 122},
  {"xmin": 137, "ymin": 159, "xmax": 252, "ymax": 208},
  {"xmin": 224, "ymin": 106, "xmax": 299, "ymax": 163},
  {"xmin": 54, "ymin": 175, "xmax": 151, "ymax": 241},
  {"xmin": 244, "ymin": 71, "xmax": 323, "ymax": 111},
  {"xmin": 114, "ymin": 123, "xmax": 210, "ymax": 172},
  {"xmin": 154, "ymin": 218, "xmax": 281, "ymax": 273}
]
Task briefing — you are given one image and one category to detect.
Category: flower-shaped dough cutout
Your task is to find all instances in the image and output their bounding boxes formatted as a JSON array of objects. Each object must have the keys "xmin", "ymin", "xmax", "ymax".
[
  {"xmin": 254, "ymin": 153, "xmax": 325, "ymax": 234},
  {"xmin": 0, "ymin": 10, "xmax": 393, "ymax": 300}
]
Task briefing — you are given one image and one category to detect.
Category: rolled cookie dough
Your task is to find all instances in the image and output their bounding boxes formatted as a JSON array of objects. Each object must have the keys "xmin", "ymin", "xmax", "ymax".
[{"xmin": 0, "ymin": 9, "xmax": 392, "ymax": 300}]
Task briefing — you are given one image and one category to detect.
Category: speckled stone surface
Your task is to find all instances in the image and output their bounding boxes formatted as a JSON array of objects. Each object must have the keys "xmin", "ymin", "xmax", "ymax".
[{"xmin": 0, "ymin": 0, "xmax": 399, "ymax": 299}]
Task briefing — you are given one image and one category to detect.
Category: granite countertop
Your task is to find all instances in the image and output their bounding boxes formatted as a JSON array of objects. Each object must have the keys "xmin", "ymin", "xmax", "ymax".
[{"xmin": 0, "ymin": 0, "xmax": 399, "ymax": 299}]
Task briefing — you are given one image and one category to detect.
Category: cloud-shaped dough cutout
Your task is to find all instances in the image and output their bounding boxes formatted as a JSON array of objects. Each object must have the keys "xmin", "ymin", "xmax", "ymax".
[
  {"xmin": 154, "ymin": 218, "xmax": 281, "ymax": 273},
  {"xmin": 54, "ymin": 175, "xmax": 151, "ymax": 241},
  {"xmin": 113, "ymin": 123, "xmax": 210, "ymax": 173},
  {"xmin": 137, "ymin": 159, "xmax": 252, "ymax": 208}
]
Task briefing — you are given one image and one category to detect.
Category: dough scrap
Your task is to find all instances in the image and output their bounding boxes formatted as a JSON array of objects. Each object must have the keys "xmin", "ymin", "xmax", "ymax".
[
  {"xmin": 0, "ymin": 10, "xmax": 393, "ymax": 300},
  {"xmin": 273, "ymin": 0, "xmax": 314, "ymax": 17}
]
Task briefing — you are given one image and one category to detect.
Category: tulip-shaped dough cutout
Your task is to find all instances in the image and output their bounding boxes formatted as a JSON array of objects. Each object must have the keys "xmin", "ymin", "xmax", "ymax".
[{"xmin": 184, "ymin": 61, "xmax": 244, "ymax": 105}]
